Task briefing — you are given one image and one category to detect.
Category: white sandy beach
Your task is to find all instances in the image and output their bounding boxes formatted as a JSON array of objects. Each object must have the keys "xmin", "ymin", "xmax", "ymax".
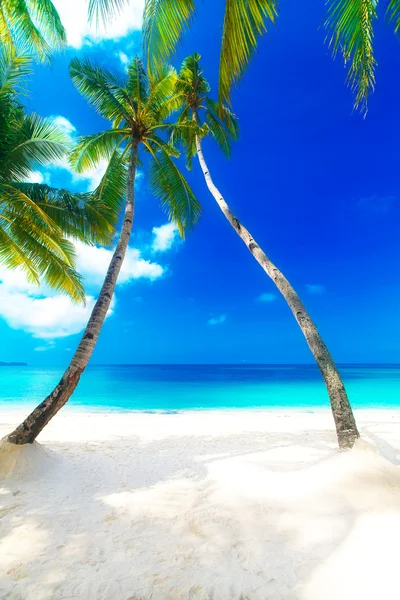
[{"xmin": 1, "ymin": 408, "xmax": 400, "ymax": 600}]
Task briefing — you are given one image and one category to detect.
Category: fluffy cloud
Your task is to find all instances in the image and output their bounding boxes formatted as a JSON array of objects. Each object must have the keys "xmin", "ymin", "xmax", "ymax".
[
  {"xmin": 118, "ymin": 51, "xmax": 130, "ymax": 66},
  {"xmin": 75, "ymin": 240, "xmax": 164, "ymax": 288},
  {"xmin": 26, "ymin": 171, "xmax": 45, "ymax": 184},
  {"xmin": 208, "ymin": 315, "xmax": 226, "ymax": 326},
  {"xmin": 151, "ymin": 223, "xmax": 179, "ymax": 252},
  {"xmin": 53, "ymin": 0, "xmax": 144, "ymax": 48},
  {"xmin": 52, "ymin": 115, "xmax": 77, "ymax": 136},
  {"xmin": 0, "ymin": 267, "xmax": 98, "ymax": 339},
  {"xmin": 305, "ymin": 284, "xmax": 326, "ymax": 295},
  {"xmin": 0, "ymin": 240, "xmax": 165, "ymax": 340},
  {"xmin": 257, "ymin": 292, "xmax": 277, "ymax": 303}
]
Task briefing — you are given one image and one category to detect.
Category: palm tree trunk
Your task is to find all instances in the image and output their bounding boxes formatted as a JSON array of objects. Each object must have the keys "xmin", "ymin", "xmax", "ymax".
[
  {"xmin": 7, "ymin": 141, "xmax": 139, "ymax": 445},
  {"xmin": 195, "ymin": 135, "xmax": 359, "ymax": 450}
]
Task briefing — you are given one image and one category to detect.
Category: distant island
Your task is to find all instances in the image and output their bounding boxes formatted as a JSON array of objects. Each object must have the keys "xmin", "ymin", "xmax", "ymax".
[{"xmin": 0, "ymin": 361, "xmax": 27, "ymax": 366}]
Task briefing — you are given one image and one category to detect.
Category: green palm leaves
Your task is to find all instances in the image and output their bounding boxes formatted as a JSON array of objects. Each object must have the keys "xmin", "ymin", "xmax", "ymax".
[
  {"xmin": 88, "ymin": 0, "xmax": 400, "ymax": 116},
  {"xmin": 174, "ymin": 54, "xmax": 239, "ymax": 168},
  {"xmin": 325, "ymin": 0, "xmax": 378, "ymax": 115},
  {"xmin": 0, "ymin": 0, "xmax": 66, "ymax": 61},
  {"xmin": 0, "ymin": 49, "xmax": 119, "ymax": 301},
  {"xmin": 143, "ymin": 0, "xmax": 276, "ymax": 105},
  {"xmin": 69, "ymin": 56, "xmax": 201, "ymax": 236},
  {"xmin": 218, "ymin": 0, "xmax": 277, "ymax": 104}
]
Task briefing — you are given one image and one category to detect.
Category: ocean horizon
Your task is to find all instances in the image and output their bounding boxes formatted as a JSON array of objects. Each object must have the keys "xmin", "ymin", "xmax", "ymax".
[{"xmin": 1, "ymin": 363, "xmax": 400, "ymax": 412}]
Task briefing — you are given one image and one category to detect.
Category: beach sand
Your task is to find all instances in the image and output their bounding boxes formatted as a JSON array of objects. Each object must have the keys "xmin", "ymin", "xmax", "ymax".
[{"xmin": 1, "ymin": 408, "xmax": 400, "ymax": 599}]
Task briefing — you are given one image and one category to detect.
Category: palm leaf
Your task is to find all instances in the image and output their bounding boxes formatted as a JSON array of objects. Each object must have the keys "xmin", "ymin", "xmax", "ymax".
[
  {"xmin": 88, "ymin": 0, "xmax": 129, "ymax": 24},
  {"xmin": 69, "ymin": 56, "xmax": 132, "ymax": 123},
  {"xmin": 143, "ymin": 0, "xmax": 196, "ymax": 78},
  {"xmin": 4, "ymin": 113, "xmax": 69, "ymax": 181},
  {"xmin": 387, "ymin": 0, "xmax": 400, "ymax": 32},
  {"xmin": 85, "ymin": 149, "xmax": 128, "ymax": 244},
  {"xmin": 147, "ymin": 146, "xmax": 201, "ymax": 235},
  {"xmin": 219, "ymin": 0, "xmax": 277, "ymax": 105},
  {"xmin": 26, "ymin": 0, "xmax": 66, "ymax": 48},
  {"xmin": 0, "ymin": 49, "xmax": 32, "ymax": 98},
  {"xmin": 2, "ymin": 0, "xmax": 52, "ymax": 62},
  {"xmin": 126, "ymin": 57, "xmax": 149, "ymax": 109},
  {"xmin": 325, "ymin": 0, "xmax": 377, "ymax": 115},
  {"xmin": 70, "ymin": 129, "xmax": 127, "ymax": 173}
]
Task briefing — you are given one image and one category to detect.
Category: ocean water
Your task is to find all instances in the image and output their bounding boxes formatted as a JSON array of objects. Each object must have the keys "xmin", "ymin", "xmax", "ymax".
[{"xmin": 1, "ymin": 364, "xmax": 400, "ymax": 412}]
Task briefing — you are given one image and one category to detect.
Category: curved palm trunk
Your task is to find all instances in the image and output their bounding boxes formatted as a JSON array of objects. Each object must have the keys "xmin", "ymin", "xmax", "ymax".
[
  {"xmin": 7, "ymin": 141, "xmax": 139, "ymax": 445},
  {"xmin": 195, "ymin": 136, "xmax": 359, "ymax": 450}
]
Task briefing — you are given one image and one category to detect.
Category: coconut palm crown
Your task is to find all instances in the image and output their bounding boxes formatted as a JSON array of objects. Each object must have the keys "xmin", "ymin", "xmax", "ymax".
[
  {"xmin": 172, "ymin": 53, "xmax": 239, "ymax": 169},
  {"xmin": 69, "ymin": 55, "xmax": 201, "ymax": 235}
]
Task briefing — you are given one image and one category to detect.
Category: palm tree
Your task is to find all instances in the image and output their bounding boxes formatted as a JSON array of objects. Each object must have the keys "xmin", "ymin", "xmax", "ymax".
[
  {"xmin": 90, "ymin": 0, "xmax": 400, "ymax": 115},
  {"xmin": 0, "ymin": 0, "xmax": 66, "ymax": 61},
  {"xmin": 0, "ymin": 48, "xmax": 117, "ymax": 301},
  {"xmin": 173, "ymin": 53, "xmax": 359, "ymax": 451},
  {"xmin": 6, "ymin": 56, "xmax": 200, "ymax": 445}
]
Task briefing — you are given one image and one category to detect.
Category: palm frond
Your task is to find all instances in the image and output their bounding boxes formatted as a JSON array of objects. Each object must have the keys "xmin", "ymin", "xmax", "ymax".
[
  {"xmin": 325, "ymin": 0, "xmax": 377, "ymax": 115},
  {"xmin": 70, "ymin": 129, "xmax": 127, "ymax": 173},
  {"xmin": 147, "ymin": 146, "xmax": 201, "ymax": 235},
  {"xmin": 0, "ymin": 185, "xmax": 86, "ymax": 301},
  {"xmin": 386, "ymin": 0, "xmax": 400, "ymax": 33},
  {"xmin": 146, "ymin": 67, "xmax": 181, "ymax": 121},
  {"xmin": 126, "ymin": 57, "xmax": 149, "ymax": 109},
  {"xmin": 206, "ymin": 97, "xmax": 239, "ymax": 140},
  {"xmin": 88, "ymin": 0, "xmax": 129, "ymax": 24},
  {"xmin": 1, "ymin": 0, "xmax": 54, "ymax": 62},
  {"xmin": 4, "ymin": 113, "xmax": 69, "ymax": 181},
  {"xmin": 169, "ymin": 118, "xmax": 208, "ymax": 170},
  {"xmin": 69, "ymin": 56, "xmax": 131, "ymax": 123},
  {"xmin": 26, "ymin": 0, "xmax": 66, "ymax": 48},
  {"xmin": 0, "ymin": 48, "xmax": 32, "ymax": 98},
  {"xmin": 206, "ymin": 113, "xmax": 232, "ymax": 158},
  {"xmin": 219, "ymin": 0, "xmax": 277, "ymax": 105},
  {"xmin": 85, "ymin": 149, "xmax": 128, "ymax": 244},
  {"xmin": 143, "ymin": 0, "xmax": 196, "ymax": 77}
]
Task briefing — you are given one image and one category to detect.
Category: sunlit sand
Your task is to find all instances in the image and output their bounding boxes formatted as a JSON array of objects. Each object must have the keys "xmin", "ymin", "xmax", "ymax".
[{"xmin": 1, "ymin": 409, "xmax": 400, "ymax": 599}]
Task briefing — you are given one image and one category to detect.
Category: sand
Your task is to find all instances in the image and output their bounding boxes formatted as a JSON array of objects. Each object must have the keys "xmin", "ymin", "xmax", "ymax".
[{"xmin": 1, "ymin": 408, "xmax": 400, "ymax": 600}]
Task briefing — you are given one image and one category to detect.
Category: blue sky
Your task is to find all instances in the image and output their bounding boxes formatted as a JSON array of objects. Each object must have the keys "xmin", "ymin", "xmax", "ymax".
[{"xmin": 1, "ymin": 0, "xmax": 400, "ymax": 365}]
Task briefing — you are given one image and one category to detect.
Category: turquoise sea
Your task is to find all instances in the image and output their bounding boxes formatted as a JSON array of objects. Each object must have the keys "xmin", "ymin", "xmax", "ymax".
[{"xmin": 1, "ymin": 364, "xmax": 400, "ymax": 411}]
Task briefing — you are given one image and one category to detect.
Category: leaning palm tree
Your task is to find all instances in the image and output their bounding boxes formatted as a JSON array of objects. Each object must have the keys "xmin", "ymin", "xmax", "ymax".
[
  {"xmin": 0, "ymin": 48, "xmax": 117, "ymax": 301},
  {"xmin": 0, "ymin": 0, "xmax": 66, "ymax": 61},
  {"xmin": 90, "ymin": 0, "xmax": 400, "ymax": 116},
  {"xmin": 173, "ymin": 53, "xmax": 359, "ymax": 450},
  {"xmin": 6, "ymin": 56, "xmax": 200, "ymax": 445}
]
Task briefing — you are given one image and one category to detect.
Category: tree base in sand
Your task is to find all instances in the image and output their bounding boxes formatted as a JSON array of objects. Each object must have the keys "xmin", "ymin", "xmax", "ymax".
[{"xmin": 0, "ymin": 438, "xmax": 56, "ymax": 480}]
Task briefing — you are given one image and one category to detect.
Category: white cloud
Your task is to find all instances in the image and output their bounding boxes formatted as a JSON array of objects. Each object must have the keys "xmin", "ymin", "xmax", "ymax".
[
  {"xmin": 75, "ymin": 241, "xmax": 164, "ymax": 288},
  {"xmin": 118, "ymin": 51, "xmax": 130, "ymax": 66},
  {"xmin": 34, "ymin": 342, "xmax": 55, "ymax": 352},
  {"xmin": 208, "ymin": 315, "xmax": 226, "ymax": 326},
  {"xmin": 53, "ymin": 0, "xmax": 144, "ymax": 48},
  {"xmin": 0, "ymin": 268, "xmax": 98, "ymax": 339},
  {"xmin": 0, "ymin": 240, "xmax": 165, "ymax": 340},
  {"xmin": 305, "ymin": 284, "xmax": 326, "ymax": 295},
  {"xmin": 257, "ymin": 292, "xmax": 277, "ymax": 303},
  {"xmin": 52, "ymin": 115, "xmax": 77, "ymax": 136},
  {"xmin": 26, "ymin": 170, "xmax": 45, "ymax": 184},
  {"xmin": 151, "ymin": 223, "xmax": 179, "ymax": 252}
]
